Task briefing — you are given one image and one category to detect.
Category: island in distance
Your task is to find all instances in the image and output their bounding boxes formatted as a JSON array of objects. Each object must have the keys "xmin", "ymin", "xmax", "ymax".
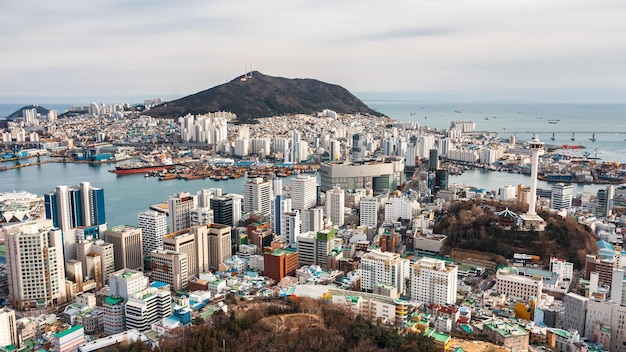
[{"xmin": 145, "ymin": 71, "xmax": 384, "ymax": 123}]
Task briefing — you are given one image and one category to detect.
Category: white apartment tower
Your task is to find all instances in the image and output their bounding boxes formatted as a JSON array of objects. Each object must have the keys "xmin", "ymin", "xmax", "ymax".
[
  {"xmin": 0, "ymin": 308, "xmax": 17, "ymax": 347},
  {"xmin": 283, "ymin": 211, "xmax": 301, "ymax": 245},
  {"xmin": 138, "ymin": 211, "xmax": 167, "ymax": 258},
  {"xmin": 5, "ymin": 222, "xmax": 68, "ymax": 310},
  {"xmin": 326, "ymin": 187, "xmax": 345, "ymax": 227},
  {"xmin": 360, "ymin": 197, "xmax": 379, "ymax": 228},
  {"xmin": 551, "ymin": 183, "xmax": 574, "ymax": 210},
  {"xmin": 244, "ymin": 177, "xmax": 271, "ymax": 215},
  {"xmin": 359, "ymin": 249, "xmax": 410, "ymax": 295},
  {"xmin": 168, "ymin": 192, "xmax": 197, "ymax": 232},
  {"xmin": 290, "ymin": 174, "xmax": 318, "ymax": 211},
  {"xmin": 410, "ymin": 257, "xmax": 458, "ymax": 305}
]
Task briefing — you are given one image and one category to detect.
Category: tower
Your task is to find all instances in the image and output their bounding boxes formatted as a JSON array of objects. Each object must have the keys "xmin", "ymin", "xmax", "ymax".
[
  {"xmin": 290, "ymin": 174, "xmax": 318, "ymax": 211},
  {"xmin": 243, "ymin": 177, "xmax": 271, "ymax": 215},
  {"xmin": 138, "ymin": 211, "xmax": 167, "ymax": 258},
  {"xmin": 104, "ymin": 225, "xmax": 143, "ymax": 271},
  {"xmin": 168, "ymin": 192, "xmax": 197, "ymax": 232},
  {"xmin": 527, "ymin": 134, "xmax": 544, "ymax": 216},
  {"xmin": 326, "ymin": 187, "xmax": 345, "ymax": 227}
]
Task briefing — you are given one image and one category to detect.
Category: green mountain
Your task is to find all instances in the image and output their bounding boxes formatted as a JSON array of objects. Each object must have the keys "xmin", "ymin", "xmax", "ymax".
[{"xmin": 146, "ymin": 71, "xmax": 383, "ymax": 122}]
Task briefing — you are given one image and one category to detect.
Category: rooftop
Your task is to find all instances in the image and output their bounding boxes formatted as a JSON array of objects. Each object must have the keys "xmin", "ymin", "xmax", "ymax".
[{"xmin": 54, "ymin": 325, "xmax": 83, "ymax": 339}]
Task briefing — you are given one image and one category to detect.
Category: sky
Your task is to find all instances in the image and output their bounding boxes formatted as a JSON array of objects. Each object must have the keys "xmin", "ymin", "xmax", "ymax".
[{"xmin": 1, "ymin": 0, "xmax": 626, "ymax": 104}]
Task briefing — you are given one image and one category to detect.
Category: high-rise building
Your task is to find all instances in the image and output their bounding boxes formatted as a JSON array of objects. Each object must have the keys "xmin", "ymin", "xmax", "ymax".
[
  {"xmin": 326, "ymin": 187, "xmax": 345, "ymax": 227},
  {"xmin": 210, "ymin": 196, "xmax": 233, "ymax": 226},
  {"xmin": 527, "ymin": 135, "xmax": 544, "ymax": 216},
  {"xmin": 283, "ymin": 211, "xmax": 300, "ymax": 245},
  {"xmin": 360, "ymin": 197, "xmax": 378, "ymax": 228},
  {"xmin": 596, "ymin": 185, "xmax": 614, "ymax": 218},
  {"xmin": 44, "ymin": 182, "xmax": 107, "ymax": 260},
  {"xmin": 290, "ymin": 174, "xmax": 318, "ymax": 211},
  {"xmin": 125, "ymin": 288, "xmax": 172, "ymax": 332},
  {"xmin": 168, "ymin": 192, "xmax": 197, "ymax": 232},
  {"xmin": 301, "ymin": 207, "xmax": 324, "ymax": 233},
  {"xmin": 76, "ymin": 238, "xmax": 114, "ymax": 287},
  {"xmin": 5, "ymin": 222, "xmax": 68, "ymax": 310},
  {"xmin": 138, "ymin": 211, "xmax": 167, "ymax": 258},
  {"xmin": 270, "ymin": 195, "xmax": 291, "ymax": 236},
  {"xmin": 384, "ymin": 196, "xmax": 417, "ymax": 223},
  {"xmin": 104, "ymin": 225, "xmax": 143, "ymax": 271},
  {"xmin": 296, "ymin": 232, "xmax": 317, "ymax": 267},
  {"xmin": 190, "ymin": 207, "xmax": 214, "ymax": 226},
  {"xmin": 244, "ymin": 178, "xmax": 271, "ymax": 215},
  {"xmin": 359, "ymin": 249, "xmax": 409, "ymax": 295},
  {"xmin": 315, "ymin": 229, "xmax": 336, "ymax": 270},
  {"xmin": 410, "ymin": 257, "xmax": 458, "ymax": 305},
  {"xmin": 108, "ymin": 269, "xmax": 149, "ymax": 300},
  {"xmin": 551, "ymin": 183, "xmax": 574, "ymax": 210},
  {"xmin": 206, "ymin": 224, "xmax": 232, "ymax": 271},
  {"xmin": 0, "ymin": 307, "xmax": 17, "ymax": 347},
  {"xmin": 226, "ymin": 194, "xmax": 243, "ymax": 227},
  {"xmin": 197, "ymin": 188, "xmax": 222, "ymax": 208},
  {"xmin": 162, "ymin": 226, "xmax": 208, "ymax": 281}
]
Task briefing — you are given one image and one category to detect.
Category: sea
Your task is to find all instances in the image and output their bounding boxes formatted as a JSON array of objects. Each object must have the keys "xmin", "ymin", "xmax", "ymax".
[{"xmin": 1, "ymin": 101, "xmax": 625, "ymax": 228}]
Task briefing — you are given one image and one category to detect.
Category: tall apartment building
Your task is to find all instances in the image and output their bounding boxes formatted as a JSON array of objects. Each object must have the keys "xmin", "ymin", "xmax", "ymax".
[
  {"xmin": 168, "ymin": 192, "xmax": 197, "ymax": 232},
  {"xmin": 325, "ymin": 187, "xmax": 345, "ymax": 227},
  {"xmin": 359, "ymin": 249, "xmax": 410, "ymax": 295},
  {"xmin": 244, "ymin": 177, "xmax": 271, "ymax": 215},
  {"xmin": 596, "ymin": 185, "xmax": 614, "ymax": 218},
  {"xmin": 4, "ymin": 222, "xmax": 68, "ymax": 310},
  {"xmin": 283, "ymin": 211, "xmax": 300, "ymax": 245},
  {"xmin": 104, "ymin": 225, "xmax": 143, "ymax": 271},
  {"xmin": 0, "ymin": 307, "xmax": 17, "ymax": 347},
  {"xmin": 190, "ymin": 207, "xmax": 214, "ymax": 226},
  {"xmin": 44, "ymin": 182, "xmax": 107, "ymax": 260},
  {"xmin": 196, "ymin": 188, "xmax": 222, "ymax": 208},
  {"xmin": 150, "ymin": 249, "xmax": 188, "ymax": 291},
  {"xmin": 162, "ymin": 226, "xmax": 208, "ymax": 281},
  {"xmin": 297, "ymin": 232, "xmax": 317, "ymax": 267},
  {"xmin": 290, "ymin": 174, "xmax": 318, "ymax": 211},
  {"xmin": 495, "ymin": 267, "xmax": 543, "ymax": 302},
  {"xmin": 315, "ymin": 229, "xmax": 336, "ymax": 270},
  {"xmin": 551, "ymin": 183, "xmax": 574, "ymax": 210},
  {"xmin": 270, "ymin": 195, "xmax": 291, "ymax": 236},
  {"xmin": 360, "ymin": 197, "xmax": 379, "ymax": 228},
  {"xmin": 562, "ymin": 292, "xmax": 588, "ymax": 337},
  {"xmin": 301, "ymin": 207, "xmax": 324, "ymax": 233},
  {"xmin": 138, "ymin": 211, "xmax": 167, "ymax": 258},
  {"xmin": 410, "ymin": 258, "xmax": 458, "ymax": 305}
]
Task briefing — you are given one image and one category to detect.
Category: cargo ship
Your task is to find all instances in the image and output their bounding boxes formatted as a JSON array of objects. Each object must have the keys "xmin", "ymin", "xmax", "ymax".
[{"xmin": 115, "ymin": 163, "xmax": 175, "ymax": 175}]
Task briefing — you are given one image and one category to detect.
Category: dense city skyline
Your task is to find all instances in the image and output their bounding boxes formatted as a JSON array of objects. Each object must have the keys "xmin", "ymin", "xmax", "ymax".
[{"xmin": 2, "ymin": 0, "xmax": 626, "ymax": 103}]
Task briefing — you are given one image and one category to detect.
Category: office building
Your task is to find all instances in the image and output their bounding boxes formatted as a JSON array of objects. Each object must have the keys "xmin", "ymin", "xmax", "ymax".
[
  {"xmin": 125, "ymin": 288, "xmax": 172, "ymax": 332},
  {"xmin": 319, "ymin": 158, "xmax": 405, "ymax": 193},
  {"xmin": 596, "ymin": 185, "xmax": 614, "ymax": 218},
  {"xmin": 410, "ymin": 258, "xmax": 458, "ymax": 305},
  {"xmin": 197, "ymin": 188, "xmax": 222, "ymax": 208},
  {"xmin": 244, "ymin": 177, "xmax": 271, "ymax": 215},
  {"xmin": 384, "ymin": 196, "xmax": 417, "ymax": 223},
  {"xmin": 104, "ymin": 225, "xmax": 143, "ymax": 271},
  {"xmin": 226, "ymin": 194, "xmax": 243, "ymax": 227},
  {"xmin": 359, "ymin": 249, "xmax": 410, "ymax": 295},
  {"xmin": 551, "ymin": 183, "xmax": 574, "ymax": 211},
  {"xmin": 168, "ymin": 192, "xmax": 197, "ymax": 232},
  {"xmin": 0, "ymin": 307, "xmax": 17, "ymax": 347},
  {"xmin": 270, "ymin": 195, "xmax": 291, "ymax": 236},
  {"xmin": 44, "ymin": 182, "xmax": 107, "ymax": 260},
  {"xmin": 76, "ymin": 238, "xmax": 114, "ymax": 287},
  {"xmin": 138, "ymin": 211, "xmax": 167, "ymax": 258},
  {"xmin": 283, "ymin": 211, "xmax": 300, "ymax": 245},
  {"xmin": 315, "ymin": 229, "xmax": 336, "ymax": 270},
  {"xmin": 495, "ymin": 267, "xmax": 543, "ymax": 302},
  {"xmin": 210, "ymin": 196, "xmax": 233, "ymax": 226},
  {"xmin": 264, "ymin": 248, "xmax": 299, "ymax": 282},
  {"xmin": 190, "ymin": 207, "xmax": 213, "ymax": 226},
  {"xmin": 297, "ymin": 232, "xmax": 317, "ymax": 267},
  {"xmin": 290, "ymin": 174, "xmax": 318, "ymax": 211},
  {"xmin": 562, "ymin": 292, "xmax": 588, "ymax": 337},
  {"xmin": 108, "ymin": 269, "xmax": 149, "ymax": 300},
  {"xmin": 5, "ymin": 222, "xmax": 68, "ymax": 310},
  {"xmin": 162, "ymin": 226, "xmax": 208, "ymax": 281},
  {"xmin": 325, "ymin": 187, "xmax": 345, "ymax": 227},
  {"xmin": 150, "ymin": 249, "xmax": 188, "ymax": 291},
  {"xmin": 53, "ymin": 325, "xmax": 85, "ymax": 352},
  {"xmin": 301, "ymin": 207, "xmax": 324, "ymax": 233},
  {"xmin": 206, "ymin": 224, "xmax": 232, "ymax": 271}
]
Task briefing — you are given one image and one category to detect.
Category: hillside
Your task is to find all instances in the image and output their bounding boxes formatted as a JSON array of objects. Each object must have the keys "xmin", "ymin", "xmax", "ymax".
[
  {"xmin": 433, "ymin": 201, "xmax": 598, "ymax": 269},
  {"xmin": 146, "ymin": 71, "xmax": 383, "ymax": 123},
  {"xmin": 7, "ymin": 104, "xmax": 50, "ymax": 120}
]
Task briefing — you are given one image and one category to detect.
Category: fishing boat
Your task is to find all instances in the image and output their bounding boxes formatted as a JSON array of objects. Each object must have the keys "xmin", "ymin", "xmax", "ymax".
[
  {"xmin": 115, "ymin": 163, "xmax": 175, "ymax": 175},
  {"xmin": 551, "ymin": 133, "xmax": 555, "ymax": 141},
  {"xmin": 590, "ymin": 133, "xmax": 596, "ymax": 142},
  {"xmin": 570, "ymin": 132, "xmax": 575, "ymax": 141}
]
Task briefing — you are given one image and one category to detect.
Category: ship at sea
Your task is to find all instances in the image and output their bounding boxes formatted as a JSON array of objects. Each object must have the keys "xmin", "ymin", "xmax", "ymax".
[{"xmin": 114, "ymin": 163, "xmax": 175, "ymax": 175}]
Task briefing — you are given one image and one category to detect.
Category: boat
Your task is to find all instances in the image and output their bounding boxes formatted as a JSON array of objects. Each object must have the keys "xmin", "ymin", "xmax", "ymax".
[
  {"xmin": 590, "ymin": 133, "xmax": 596, "ymax": 142},
  {"xmin": 570, "ymin": 132, "xmax": 575, "ymax": 141},
  {"xmin": 115, "ymin": 163, "xmax": 175, "ymax": 175},
  {"xmin": 548, "ymin": 121, "xmax": 558, "ymax": 125},
  {"xmin": 551, "ymin": 133, "xmax": 555, "ymax": 141}
]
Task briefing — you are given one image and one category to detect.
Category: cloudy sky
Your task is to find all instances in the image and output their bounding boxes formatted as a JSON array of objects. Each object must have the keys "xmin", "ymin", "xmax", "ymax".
[{"xmin": 1, "ymin": 0, "xmax": 625, "ymax": 103}]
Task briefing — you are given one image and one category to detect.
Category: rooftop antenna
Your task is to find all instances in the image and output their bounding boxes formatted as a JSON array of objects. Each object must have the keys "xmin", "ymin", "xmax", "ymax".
[
  {"xmin": 241, "ymin": 65, "xmax": 247, "ymax": 81},
  {"xmin": 248, "ymin": 65, "xmax": 252, "ymax": 78}
]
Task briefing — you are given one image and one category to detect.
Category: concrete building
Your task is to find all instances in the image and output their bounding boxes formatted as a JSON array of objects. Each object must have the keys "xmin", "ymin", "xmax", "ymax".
[
  {"xmin": 360, "ymin": 197, "xmax": 379, "ymax": 228},
  {"xmin": 410, "ymin": 257, "xmax": 458, "ymax": 305},
  {"xmin": 484, "ymin": 320, "xmax": 529, "ymax": 352},
  {"xmin": 53, "ymin": 325, "xmax": 85, "ymax": 352},
  {"xmin": 301, "ymin": 207, "xmax": 324, "ymax": 233},
  {"xmin": 551, "ymin": 183, "xmax": 574, "ymax": 210},
  {"xmin": 495, "ymin": 267, "xmax": 543, "ymax": 302},
  {"xmin": 325, "ymin": 187, "xmax": 345, "ymax": 227},
  {"xmin": 359, "ymin": 249, "xmax": 409, "ymax": 295},
  {"xmin": 206, "ymin": 223, "xmax": 232, "ymax": 271},
  {"xmin": 562, "ymin": 292, "xmax": 588, "ymax": 337},
  {"xmin": 104, "ymin": 225, "xmax": 143, "ymax": 271},
  {"xmin": 264, "ymin": 248, "xmax": 299, "ymax": 282},
  {"xmin": 138, "ymin": 211, "xmax": 167, "ymax": 258},
  {"xmin": 190, "ymin": 207, "xmax": 214, "ymax": 226},
  {"xmin": 315, "ymin": 229, "xmax": 337, "ymax": 270},
  {"xmin": 210, "ymin": 196, "xmax": 233, "ymax": 226},
  {"xmin": 4, "ymin": 222, "xmax": 68, "ymax": 310},
  {"xmin": 290, "ymin": 174, "xmax": 318, "ymax": 211},
  {"xmin": 76, "ymin": 238, "xmax": 114, "ymax": 287},
  {"xmin": 168, "ymin": 192, "xmax": 197, "ymax": 232},
  {"xmin": 326, "ymin": 288, "xmax": 408, "ymax": 325},
  {"xmin": 596, "ymin": 185, "xmax": 614, "ymax": 218},
  {"xmin": 125, "ymin": 288, "xmax": 172, "ymax": 332},
  {"xmin": 384, "ymin": 196, "xmax": 418, "ymax": 222},
  {"xmin": 319, "ymin": 158, "xmax": 404, "ymax": 193},
  {"xmin": 296, "ymin": 232, "xmax": 317, "ymax": 267},
  {"xmin": 244, "ymin": 177, "xmax": 271, "ymax": 215},
  {"xmin": 162, "ymin": 226, "xmax": 208, "ymax": 281},
  {"xmin": 108, "ymin": 269, "xmax": 149, "ymax": 300},
  {"xmin": 0, "ymin": 307, "xmax": 17, "ymax": 348},
  {"xmin": 150, "ymin": 249, "xmax": 188, "ymax": 291},
  {"xmin": 283, "ymin": 211, "xmax": 300, "ymax": 245}
]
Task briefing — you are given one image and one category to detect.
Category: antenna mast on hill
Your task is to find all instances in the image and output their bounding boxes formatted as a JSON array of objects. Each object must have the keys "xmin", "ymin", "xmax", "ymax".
[{"xmin": 241, "ymin": 65, "xmax": 248, "ymax": 81}]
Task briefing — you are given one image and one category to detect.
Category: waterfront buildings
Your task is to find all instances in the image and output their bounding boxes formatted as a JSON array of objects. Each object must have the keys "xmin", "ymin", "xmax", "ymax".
[
  {"xmin": 138, "ymin": 211, "xmax": 167, "ymax": 258},
  {"xmin": 104, "ymin": 225, "xmax": 143, "ymax": 272},
  {"xmin": 4, "ymin": 221, "xmax": 68, "ymax": 310},
  {"xmin": 410, "ymin": 258, "xmax": 458, "ymax": 305},
  {"xmin": 44, "ymin": 182, "xmax": 107, "ymax": 260}
]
